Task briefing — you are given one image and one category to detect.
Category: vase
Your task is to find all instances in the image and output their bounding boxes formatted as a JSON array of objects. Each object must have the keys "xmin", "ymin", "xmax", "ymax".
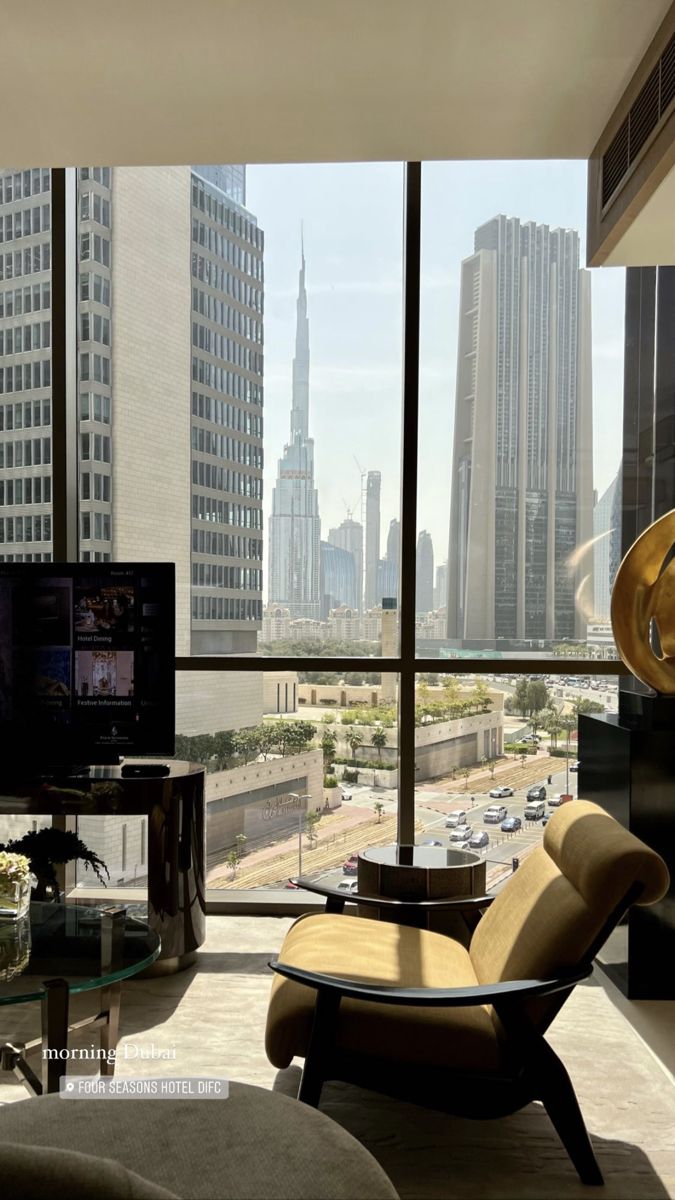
[
  {"xmin": 0, "ymin": 875, "xmax": 34, "ymax": 920},
  {"xmin": 0, "ymin": 915, "xmax": 32, "ymax": 981}
]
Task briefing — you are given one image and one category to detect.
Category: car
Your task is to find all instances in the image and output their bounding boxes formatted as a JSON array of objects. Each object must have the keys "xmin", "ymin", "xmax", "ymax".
[
  {"xmin": 468, "ymin": 831, "xmax": 489, "ymax": 850},
  {"xmin": 342, "ymin": 854, "xmax": 359, "ymax": 876},
  {"xmin": 484, "ymin": 805, "xmax": 508, "ymax": 823},
  {"xmin": 489, "ymin": 786, "xmax": 513, "ymax": 799},
  {"xmin": 445, "ymin": 810, "xmax": 467, "ymax": 828},
  {"xmin": 421, "ymin": 838, "xmax": 443, "ymax": 847},
  {"xmin": 336, "ymin": 879, "xmax": 359, "ymax": 894},
  {"xmin": 524, "ymin": 799, "xmax": 546, "ymax": 820},
  {"xmin": 548, "ymin": 793, "xmax": 564, "ymax": 806},
  {"xmin": 526, "ymin": 785, "xmax": 546, "ymax": 802},
  {"xmin": 570, "ymin": 760, "xmax": 580, "ymax": 773},
  {"xmin": 340, "ymin": 790, "xmax": 353, "ymax": 802},
  {"xmin": 449, "ymin": 825, "xmax": 472, "ymax": 843},
  {"xmin": 522, "ymin": 734, "xmax": 540, "ymax": 743},
  {"xmin": 501, "ymin": 816, "xmax": 522, "ymax": 833}
]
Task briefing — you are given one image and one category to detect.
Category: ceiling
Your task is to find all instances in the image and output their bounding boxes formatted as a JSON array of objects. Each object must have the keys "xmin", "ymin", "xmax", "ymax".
[
  {"xmin": 0, "ymin": 0, "xmax": 671, "ymax": 168},
  {"xmin": 603, "ymin": 164, "xmax": 675, "ymax": 265}
]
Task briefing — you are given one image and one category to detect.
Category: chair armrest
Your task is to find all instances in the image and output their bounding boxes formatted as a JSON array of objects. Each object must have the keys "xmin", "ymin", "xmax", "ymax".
[
  {"xmin": 268, "ymin": 959, "xmax": 592, "ymax": 1007},
  {"xmin": 288, "ymin": 877, "xmax": 495, "ymax": 913}
]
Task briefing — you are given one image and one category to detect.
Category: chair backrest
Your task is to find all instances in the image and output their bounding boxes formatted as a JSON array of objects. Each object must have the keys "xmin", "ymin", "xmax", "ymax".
[{"xmin": 469, "ymin": 799, "xmax": 669, "ymax": 987}]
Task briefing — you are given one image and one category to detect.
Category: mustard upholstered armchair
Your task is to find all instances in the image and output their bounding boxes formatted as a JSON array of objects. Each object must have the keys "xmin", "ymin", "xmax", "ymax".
[{"xmin": 266, "ymin": 800, "xmax": 669, "ymax": 1187}]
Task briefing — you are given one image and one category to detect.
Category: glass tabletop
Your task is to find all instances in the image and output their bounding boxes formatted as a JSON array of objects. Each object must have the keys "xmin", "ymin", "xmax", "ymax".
[
  {"xmin": 0, "ymin": 902, "xmax": 160, "ymax": 1006},
  {"xmin": 360, "ymin": 844, "xmax": 482, "ymax": 868}
]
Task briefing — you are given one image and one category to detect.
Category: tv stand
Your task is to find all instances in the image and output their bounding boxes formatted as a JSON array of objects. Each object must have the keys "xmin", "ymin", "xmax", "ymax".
[{"xmin": 0, "ymin": 761, "xmax": 205, "ymax": 973}]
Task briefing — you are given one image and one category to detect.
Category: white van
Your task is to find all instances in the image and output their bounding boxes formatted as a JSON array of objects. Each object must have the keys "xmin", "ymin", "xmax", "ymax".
[{"xmin": 524, "ymin": 799, "xmax": 546, "ymax": 820}]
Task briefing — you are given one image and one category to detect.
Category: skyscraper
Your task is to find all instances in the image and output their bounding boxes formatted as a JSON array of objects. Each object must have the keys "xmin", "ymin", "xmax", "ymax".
[
  {"xmin": 447, "ymin": 214, "xmax": 593, "ymax": 643},
  {"xmin": 416, "ymin": 529, "xmax": 434, "ymax": 613},
  {"xmin": 433, "ymin": 562, "xmax": 447, "ymax": 610},
  {"xmin": 364, "ymin": 469, "xmax": 381, "ymax": 609},
  {"xmin": 268, "ymin": 245, "xmax": 321, "ymax": 618},
  {"xmin": 593, "ymin": 470, "xmax": 619, "ymax": 620},
  {"xmin": 320, "ymin": 540, "xmax": 358, "ymax": 615},
  {"xmin": 0, "ymin": 164, "xmax": 264, "ymax": 657},
  {"xmin": 327, "ymin": 515, "xmax": 363, "ymax": 611}
]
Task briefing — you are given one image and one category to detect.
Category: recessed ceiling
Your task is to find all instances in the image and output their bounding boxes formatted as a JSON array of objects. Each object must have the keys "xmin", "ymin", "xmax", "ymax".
[{"xmin": 0, "ymin": 0, "xmax": 671, "ymax": 167}]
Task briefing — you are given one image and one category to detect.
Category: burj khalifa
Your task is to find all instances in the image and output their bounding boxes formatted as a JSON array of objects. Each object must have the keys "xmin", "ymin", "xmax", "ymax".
[{"xmin": 268, "ymin": 244, "xmax": 321, "ymax": 618}]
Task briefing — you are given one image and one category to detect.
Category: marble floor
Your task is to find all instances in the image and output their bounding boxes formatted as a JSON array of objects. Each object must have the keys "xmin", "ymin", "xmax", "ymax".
[{"xmin": 2, "ymin": 915, "xmax": 675, "ymax": 1199}]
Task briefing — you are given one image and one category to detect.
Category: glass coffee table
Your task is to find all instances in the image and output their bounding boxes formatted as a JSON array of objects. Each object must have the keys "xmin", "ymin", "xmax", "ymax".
[{"xmin": 0, "ymin": 902, "xmax": 160, "ymax": 1095}]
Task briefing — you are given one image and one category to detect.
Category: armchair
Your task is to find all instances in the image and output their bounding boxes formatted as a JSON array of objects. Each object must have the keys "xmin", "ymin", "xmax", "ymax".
[{"xmin": 266, "ymin": 800, "xmax": 669, "ymax": 1186}]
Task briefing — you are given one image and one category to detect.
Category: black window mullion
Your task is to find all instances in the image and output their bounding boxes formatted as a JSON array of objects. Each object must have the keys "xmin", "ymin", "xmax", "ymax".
[
  {"xmin": 397, "ymin": 163, "xmax": 422, "ymax": 849},
  {"xmin": 50, "ymin": 167, "xmax": 78, "ymax": 561}
]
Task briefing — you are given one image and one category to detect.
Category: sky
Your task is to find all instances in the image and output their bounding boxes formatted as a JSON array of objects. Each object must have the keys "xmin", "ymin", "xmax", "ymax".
[{"xmin": 246, "ymin": 162, "xmax": 625, "ymax": 595}]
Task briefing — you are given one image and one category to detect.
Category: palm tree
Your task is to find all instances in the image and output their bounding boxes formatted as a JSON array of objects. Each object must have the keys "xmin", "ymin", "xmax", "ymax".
[
  {"xmin": 225, "ymin": 850, "xmax": 239, "ymax": 880},
  {"xmin": 461, "ymin": 767, "xmax": 470, "ymax": 791},
  {"xmin": 371, "ymin": 728, "xmax": 387, "ymax": 763},
  {"xmin": 234, "ymin": 834, "xmax": 247, "ymax": 859},
  {"xmin": 487, "ymin": 759, "xmax": 497, "ymax": 780},
  {"xmin": 373, "ymin": 801, "xmax": 385, "ymax": 823},
  {"xmin": 347, "ymin": 730, "xmax": 363, "ymax": 763}
]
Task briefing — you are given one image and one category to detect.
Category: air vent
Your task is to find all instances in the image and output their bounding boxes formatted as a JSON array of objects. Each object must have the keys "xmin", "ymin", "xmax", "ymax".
[{"xmin": 602, "ymin": 33, "xmax": 675, "ymax": 209}]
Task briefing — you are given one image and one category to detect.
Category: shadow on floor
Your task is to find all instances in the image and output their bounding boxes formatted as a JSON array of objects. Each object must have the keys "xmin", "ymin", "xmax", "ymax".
[{"xmin": 272, "ymin": 1066, "xmax": 670, "ymax": 1200}]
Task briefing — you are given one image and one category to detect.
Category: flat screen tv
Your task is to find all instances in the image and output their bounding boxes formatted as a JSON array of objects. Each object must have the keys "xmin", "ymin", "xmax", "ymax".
[{"xmin": 0, "ymin": 562, "xmax": 175, "ymax": 770}]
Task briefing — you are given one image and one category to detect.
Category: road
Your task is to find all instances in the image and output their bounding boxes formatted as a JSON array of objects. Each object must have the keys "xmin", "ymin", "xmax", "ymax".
[{"xmin": 310, "ymin": 763, "xmax": 577, "ymax": 891}]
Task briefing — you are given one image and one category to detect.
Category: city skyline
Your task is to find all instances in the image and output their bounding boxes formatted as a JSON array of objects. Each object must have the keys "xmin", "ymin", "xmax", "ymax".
[{"xmin": 247, "ymin": 161, "xmax": 624, "ymax": 585}]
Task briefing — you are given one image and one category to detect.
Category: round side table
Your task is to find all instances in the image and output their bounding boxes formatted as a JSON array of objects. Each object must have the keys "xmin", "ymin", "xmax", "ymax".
[{"xmin": 358, "ymin": 843, "xmax": 487, "ymax": 940}]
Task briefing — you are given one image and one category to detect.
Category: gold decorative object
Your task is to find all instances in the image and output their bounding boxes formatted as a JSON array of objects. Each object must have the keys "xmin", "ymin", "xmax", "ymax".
[{"xmin": 611, "ymin": 508, "xmax": 675, "ymax": 694}]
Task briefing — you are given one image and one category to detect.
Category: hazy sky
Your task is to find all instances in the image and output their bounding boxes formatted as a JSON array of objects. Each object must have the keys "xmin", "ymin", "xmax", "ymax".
[{"xmin": 247, "ymin": 162, "xmax": 625, "ymax": 592}]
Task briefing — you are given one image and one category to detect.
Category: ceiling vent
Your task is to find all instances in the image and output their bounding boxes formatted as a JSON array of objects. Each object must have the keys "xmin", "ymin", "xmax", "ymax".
[{"xmin": 602, "ymin": 34, "xmax": 675, "ymax": 209}]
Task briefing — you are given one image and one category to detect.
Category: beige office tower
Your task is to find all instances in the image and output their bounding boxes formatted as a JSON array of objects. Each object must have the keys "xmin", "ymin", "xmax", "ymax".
[
  {"xmin": 447, "ymin": 215, "xmax": 593, "ymax": 644},
  {"xmin": 0, "ymin": 164, "xmax": 265, "ymax": 732}
]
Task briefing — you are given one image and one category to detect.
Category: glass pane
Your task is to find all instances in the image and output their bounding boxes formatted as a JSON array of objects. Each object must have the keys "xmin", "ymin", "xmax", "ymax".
[
  {"xmin": 0, "ymin": 167, "xmax": 53, "ymax": 565},
  {"xmin": 418, "ymin": 162, "xmax": 624, "ymax": 661},
  {"xmin": 414, "ymin": 671, "xmax": 596, "ymax": 889},
  {"xmin": 204, "ymin": 671, "xmax": 399, "ymax": 891},
  {"xmin": 74, "ymin": 164, "xmax": 404, "ymax": 657}
]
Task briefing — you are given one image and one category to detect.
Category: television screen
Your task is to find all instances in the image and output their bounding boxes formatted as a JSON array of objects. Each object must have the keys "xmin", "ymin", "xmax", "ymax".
[{"xmin": 0, "ymin": 562, "xmax": 175, "ymax": 768}]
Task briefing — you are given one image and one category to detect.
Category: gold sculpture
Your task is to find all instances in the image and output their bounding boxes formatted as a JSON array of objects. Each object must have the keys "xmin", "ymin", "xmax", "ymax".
[{"xmin": 611, "ymin": 508, "xmax": 675, "ymax": 694}]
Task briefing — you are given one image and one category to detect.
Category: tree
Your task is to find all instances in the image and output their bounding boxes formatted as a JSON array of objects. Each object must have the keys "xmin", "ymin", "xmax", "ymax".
[
  {"xmin": 572, "ymin": 697, "xmax": 605, "ymax": 715},
  {"xmin": 234, "ymin": 834, "xmax": 247, "ymax": 859},
  {"xmin": 542, "ymin": 705, "xmax": 563, "ymax": 748},
  {"xmin": 513, "ymin": 678, "xmax": 530, "ymax": 717},
  {"xmin": 371, "ymin": 728, "xmax": 388, "ymax": 763},
  {"xmin": 212, "ymin": 730, "xmax": 236, "ymax": 772},
  {"xmin": 527, "ymin": 680, "xmax": 550, "ymax": 715},
  {"xmin": 225, "ymin": 850, "xmax": 239, "ymax": 880},
  {"xmin": 373, "ymin": 801, "xmax": 385, "ymax": 823},
  {"xmin": 529, "ymin": 709, "xmax": 544, "ymax": 738},
  {"xmin": 471, "ymin": 680, "xmax": 492, "ymax": 713},
  {"xmin": 320, "ymin": 730, "xmax": 337, "ymax": 766},
  {"xmin": 305, "ymin": 810, "xmax": 321, "ymax": 845},
  {"xmin": 443, "ymin": 676, "xmax": 461, "ymax": 707},
  {"xmin": 461, "ymin": 767, "xmax": 470, "ymax": 791},
  {"xmin": 487, "ymin": 759, "xmax": 497, "ymax": 780},
  {"xmin": 347, "ymin": 730, "xmax": 363, "ymax": 763},
  {"xmin": 416, "ymin": 680, "xmax": 430, "ymax": 704}
]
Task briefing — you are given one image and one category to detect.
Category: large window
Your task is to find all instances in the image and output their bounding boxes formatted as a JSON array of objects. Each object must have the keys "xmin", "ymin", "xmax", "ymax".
[{"xmin": 0, "ymin": 162, "xmax": 629, "ymax": 902}]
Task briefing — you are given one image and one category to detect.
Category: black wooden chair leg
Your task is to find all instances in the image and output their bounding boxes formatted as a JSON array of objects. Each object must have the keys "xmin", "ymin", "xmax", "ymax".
[
  {"xmin": 297, "ymin": 1059, "xmax": 324, "ymax": 1107},
  {"xmin": 297, "ymin": 987, "xmax": 340, "ymax": 1109},
  {"xmin": 537, "ymin": 1040, "xmax": 603, "ymax": 1185}
]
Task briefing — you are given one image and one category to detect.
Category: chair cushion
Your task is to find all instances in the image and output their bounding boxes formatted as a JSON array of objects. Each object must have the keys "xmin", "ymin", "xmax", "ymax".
[
  {"xmin": 0, "ymin": 1143, "xmax": 176, "ymax": 1198},
  {"xmin": 470, "ymin": 800, "xmax": 670, "ymax": 988},
  {"xmin": 266, "ymin": 913, "xmax": 502, "ymax": 1073},
  {"xmin": 543, "ymin": 799, "xmax": 670, "ymax": 910}
]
